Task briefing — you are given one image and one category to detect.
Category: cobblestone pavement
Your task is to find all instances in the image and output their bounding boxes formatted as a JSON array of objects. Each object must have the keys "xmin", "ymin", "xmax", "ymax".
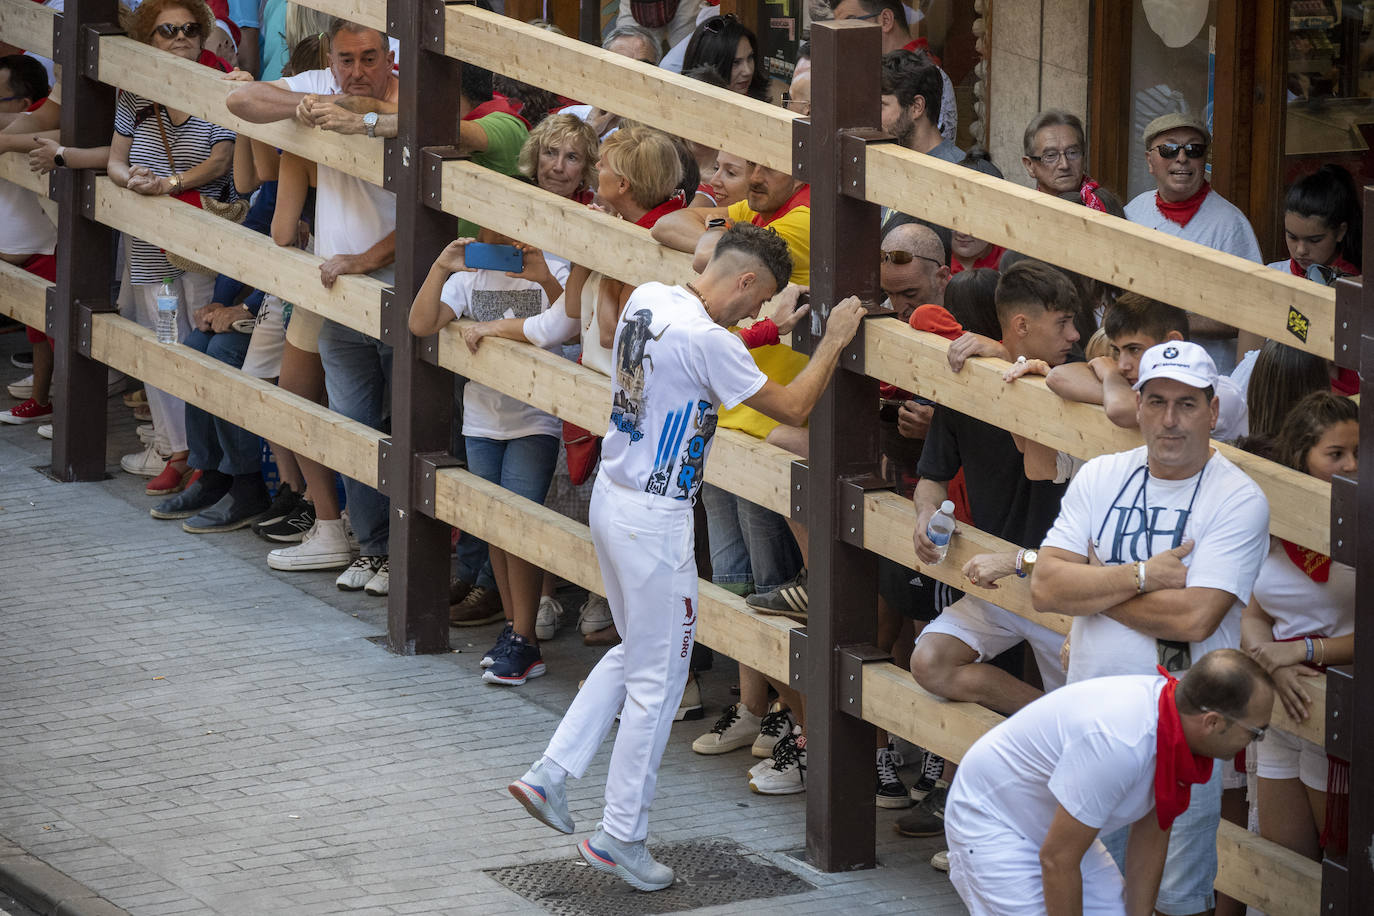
[{"xmin": 0, "ymin": 355, "xmax": 965, "ymax": 915}]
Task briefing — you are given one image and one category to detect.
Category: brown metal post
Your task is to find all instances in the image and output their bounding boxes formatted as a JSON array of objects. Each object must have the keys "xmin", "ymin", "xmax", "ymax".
[
  {"xmin": 383, "ymin": 0, "xmax": 461, "ymax": 654},
  {"xmin": 48, "ymin": 3, "xmax": 120, "ymax": 481},
  {"xmin": 801, "ymin": 19, "xmax": 884, "ymax": 872},
  {"xmin": 1321, "ymin": 192, "xmax": 1374, "ymax": 913}
]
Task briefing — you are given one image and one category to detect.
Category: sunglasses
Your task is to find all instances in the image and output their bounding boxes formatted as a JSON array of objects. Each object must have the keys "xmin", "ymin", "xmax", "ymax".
[
  {"xmin": 702, "ymin": 13, "xmax": 740, "ymax": 33},
  {"xmin": 1198, "ymin": 704, "xmax": 1267, "ymax": 742},
  {"xmin": 1150, "ymin": 142, "xmax": 1208, "ymax": 160},
  {"xmin": 154, "ymin": 22, "xmax": 203, "ymax": 39},
  {"xmin": 881, "ymin": 250, "xmax": 942, "ymax": 267}
]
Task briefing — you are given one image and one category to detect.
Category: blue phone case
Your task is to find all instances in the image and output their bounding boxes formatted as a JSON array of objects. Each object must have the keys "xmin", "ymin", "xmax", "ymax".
[{"xmin": 464, "ymin": 242, "xmax": 524, "ymax": 273}]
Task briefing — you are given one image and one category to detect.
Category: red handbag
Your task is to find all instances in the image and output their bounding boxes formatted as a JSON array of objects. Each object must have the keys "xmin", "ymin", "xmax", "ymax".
[{"xmin": 562, "ymin": 421, "xmax": 601, "ymax": 485}]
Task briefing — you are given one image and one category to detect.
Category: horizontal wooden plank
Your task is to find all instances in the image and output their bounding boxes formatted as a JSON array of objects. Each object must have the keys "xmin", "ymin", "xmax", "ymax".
[
  {"xmin": 0, "ymin": 259, "xmax": 49, "ymax": 330},
  {"xmin": 284, "ymin": 0, "xmax": 386, "ymax": 33},
  {"xmin": 865, "ymin": 143, "xmax": 1335, "ymax": 361},
  {"xmin": 88, "ymin": 313, "xmax": 383, "ymax": 485},
  {"xmin": 444, "ymin": 5, "xmax": 795, "ymax": 173},
  {"xmin": 97, "ymin": 35, "xmax": 385, "ymax": 187},
  {"xmin": 92, "ymin": 176, "xmax": 385, "ymax": 339},
  {"xmin": 863, "ymin": 318, "xmax": 1332, "ymax": 554},
  {"xmin": 0, "ymin": 0, "xmax": 54, "ymax": 59},
  {"xmin": 431, "ymin": 466, "xmax": 795, "ymax": 682},
  {"xmin": 0, "ymin": 150, "xmax": 48, "ymax": 197},
  {"xmin": 438, "ymin": 160, "xmax": 697, "ymax": 288}
]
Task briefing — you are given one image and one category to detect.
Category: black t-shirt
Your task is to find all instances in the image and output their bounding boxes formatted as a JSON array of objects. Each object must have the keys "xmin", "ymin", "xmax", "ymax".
[{"xmin": 916, "ymin": 406, "xmax": 1068, "ymax": 548}]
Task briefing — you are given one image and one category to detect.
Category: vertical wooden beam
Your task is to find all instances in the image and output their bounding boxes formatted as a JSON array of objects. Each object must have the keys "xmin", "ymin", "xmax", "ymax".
[
  {"xmin": 384, "ymin": 0, "xmax": 460, "ymax": 654},
  {"xmin": 1086, "ymin": 0, "xmax": 1131, "ymax": 198},
  {"xmin": 1321, "ymin": 190, "xmax": 1374, "ymax": 915},
  {"xmin": 802, "ymin": 18, "xmax": 883, "ymax": 874},
  {"xmin": 48, "ymin": 3, "xmax": 120, "ymax": 481}
]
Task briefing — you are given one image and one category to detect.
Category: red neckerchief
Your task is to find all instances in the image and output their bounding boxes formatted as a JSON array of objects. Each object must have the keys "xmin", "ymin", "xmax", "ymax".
[
  {"xmin": 1332, "ymin": 368, "xmax": 1360, "ymax": 396},
  {"xmin": 1154, "ymin": 666, "xmax": 1214, "ymax": 830},
  {"xmin": 1288, "ymin": 255, "xmax": 1359, "ymax": 276},
  {"xmin": 1080, "ymin": 176, "xmax": 1108, "ymax": 212},
  {"xmin": 1279, "ymin": 539, "xmax": 1332, "ymax": 583},
  {"xmin": 695, "ymin": 182, "xmax": 717, "ymax": 205},
  {"xmin": 464, "ymin": 94, "xmax": 531, "ymax": 129},
  {"xmin": 752, "ymin": 185, "xmax": 810, "ymax": 227},
  {"xmin": 901, "ymin": 37, "xmax": 942, "ymax": 67},
  {"xmin": 951, "ymin": 244, "xmax": 1005, "ymax": 274},
  {"xmin": 572, "ymin": 188, "xmax": 595, "ymax": 205},
  {"xmin": 23, "ymin": 98, "xmax": 45, "ymax": 113},
  {"xmin": 1156, "ymin": 182, "xmax": 1211, "ymax": 228},
  {"xmin": 634, "ymin": 197, "xmax": 685, "ymax": 229}
]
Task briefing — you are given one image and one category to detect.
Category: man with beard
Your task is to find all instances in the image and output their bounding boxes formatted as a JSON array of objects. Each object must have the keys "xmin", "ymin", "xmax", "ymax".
[{"xmin": 880, "ymin": 49, "xmax": 962, "ymax": 164}]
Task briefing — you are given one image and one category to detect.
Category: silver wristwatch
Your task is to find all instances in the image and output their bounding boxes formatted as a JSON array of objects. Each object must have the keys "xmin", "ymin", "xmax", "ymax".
[{"xmin": 363, "ymin": 111, "xmax": 379, "ymax": 138}]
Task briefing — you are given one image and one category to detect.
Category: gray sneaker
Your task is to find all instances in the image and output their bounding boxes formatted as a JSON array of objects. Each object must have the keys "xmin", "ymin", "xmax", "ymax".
[
  {"xmin": 509, "ymin": 760, "xmax": 574, "ymax": 834},
  {"xmin": 578, "ymin": 824, "xmax": 674, "ymax": 892}
]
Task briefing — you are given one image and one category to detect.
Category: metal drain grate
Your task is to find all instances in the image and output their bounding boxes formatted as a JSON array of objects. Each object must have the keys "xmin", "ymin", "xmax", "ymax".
[{"xmin": 486, "ymin": 837, "xmax": 814, "ymax": 915}]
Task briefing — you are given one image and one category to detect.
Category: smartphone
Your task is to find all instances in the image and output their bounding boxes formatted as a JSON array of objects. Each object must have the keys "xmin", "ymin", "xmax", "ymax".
[{"xmin": 464, "ymin": 242, "xmax": 523, "ymax": 273}]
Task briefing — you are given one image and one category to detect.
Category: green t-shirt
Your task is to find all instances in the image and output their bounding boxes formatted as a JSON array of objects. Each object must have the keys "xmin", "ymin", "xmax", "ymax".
[{"xmin": 458, "ymin": 111, "xmax": 529, "ymax": 238}]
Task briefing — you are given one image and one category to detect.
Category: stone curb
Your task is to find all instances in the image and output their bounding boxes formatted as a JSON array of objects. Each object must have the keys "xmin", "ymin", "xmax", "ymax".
[{"xmin": 0, "ymin": 837, "xmax": 130, "ymax": 916}]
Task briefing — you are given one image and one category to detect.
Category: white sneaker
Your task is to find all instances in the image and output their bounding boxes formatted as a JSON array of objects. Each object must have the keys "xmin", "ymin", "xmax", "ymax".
[
  {"xmin": 577, "ymin": 594, "xmax": 613, "ymax": 635},
  {"xmin": 363, "ymin": 557, "xmax": 389, "ymax": 596},
  {"xmin": 336, "ymin": 555, "xmax": 384, "ymax": 591},
  {"xmin": 137, "ymin": 423, "xmax": 156, "ymax": 445},
  {"xmin": 267, "ymin": 519, "xmax": 353, "ymax": 571},
  {"xmin": 120, "ymin": 443, "xmax": 170, "ymax": 477},
  {"xmin": 692, "ymin": 703, "xmax": 762, "ymax": 755},
  {"xmin": 752, "ymin": 703, "xmax": 794, "ymax": 758},
  {"xmin": 535, "ymin": 595, "xmax": 563, "ymax": 640},
  {"xmin": 7, "ymin": 374, "xmax": 33, "ymax": 399},
  {"xmin": 749, "ymin": 726, "xmax": 807, "ymax": 795},
  {"xmin": 36, "ymin": 423, "xmax": 52, "ymax": 440}
]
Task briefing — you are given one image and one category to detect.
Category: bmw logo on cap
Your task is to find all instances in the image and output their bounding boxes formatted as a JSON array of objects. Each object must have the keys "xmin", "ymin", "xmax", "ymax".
[{"xmin": 1162, "ymin": 346, "xmax": 1179, "ymax": 358}]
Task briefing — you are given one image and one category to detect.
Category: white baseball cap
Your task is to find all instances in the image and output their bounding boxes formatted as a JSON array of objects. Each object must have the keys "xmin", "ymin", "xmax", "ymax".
[{"xmin": 1132, "ymin": 341, "xmax": 1219, "ymax": 392}]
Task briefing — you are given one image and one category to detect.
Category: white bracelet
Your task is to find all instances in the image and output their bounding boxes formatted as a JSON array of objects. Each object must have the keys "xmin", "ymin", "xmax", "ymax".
[{"xmin": 1135, "ymin": 560, "xmax": 1147, "ymax": 593}]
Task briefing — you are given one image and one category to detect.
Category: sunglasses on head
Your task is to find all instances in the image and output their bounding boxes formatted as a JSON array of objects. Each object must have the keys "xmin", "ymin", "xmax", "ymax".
[
  {"xmin": 702, "ymin": 13, "xmax": 740, "ymax": 33},
  {"xmin": 881, "ymin": 250, "xmax": 942, "ymax": 267},
  {"xmin": 154, "ymin": 22, "xmax": 203, "ymax": 39},
  {"xmin": 1150, "ymin": 141, "xmax": 1207, "ymax": 160}
]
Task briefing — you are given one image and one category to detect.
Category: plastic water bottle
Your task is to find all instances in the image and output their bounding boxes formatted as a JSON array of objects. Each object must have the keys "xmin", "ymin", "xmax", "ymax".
[
  {"xmin": 926, "ymin": 499, "xmax": 957, "ymax": 563},
  {"xmin": 155, "ymin": 278, "xmax": 178, "ymax": 344}
]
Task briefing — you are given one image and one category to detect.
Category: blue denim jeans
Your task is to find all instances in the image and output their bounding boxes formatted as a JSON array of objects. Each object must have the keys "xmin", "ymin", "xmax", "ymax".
[
  {"xmin": 184, "ymin": 328, "xmax": 260, "ymax": 476},
  {"xmin": 457, "ymin": 435, "xmax": 560, "ymax": 586},
  {"xmin": 701, "ymin": 484, "xmax": 802, "ymax": 593},
  {"xmin": 317, "ymin": 319, "xmax": 392, "ymax": 556}
]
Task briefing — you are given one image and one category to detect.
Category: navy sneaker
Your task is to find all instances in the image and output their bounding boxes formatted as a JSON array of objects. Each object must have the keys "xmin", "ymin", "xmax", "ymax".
[
  {"xmin": 481, "ymin": 621, "xmax": 515, "ymax": 668},
  {"xmin": 482, "ymin": 633, "xmax": 546, "ymax": 685}
]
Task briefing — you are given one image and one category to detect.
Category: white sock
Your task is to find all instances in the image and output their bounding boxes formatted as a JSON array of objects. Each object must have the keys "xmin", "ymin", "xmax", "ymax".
[{"xmin": 539, "ymin": 756, "xmax": 567, "ymax": 785}]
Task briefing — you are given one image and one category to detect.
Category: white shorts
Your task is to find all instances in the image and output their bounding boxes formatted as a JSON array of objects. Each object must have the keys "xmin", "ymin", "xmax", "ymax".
[
  {"xmin": 918, "ymin": 595, "xmax": 1067, "ymax": 691},
  {"xmin": 239, "ymin": 295, "xmax": 286, "ymax": 379},
  {"xmin": 947, "ymin": 817, "xmax": 1125, "ymax": 915},
  {"xmin": 1256, "ymin": 728, "xmax": 1328, "ymax": 790}
]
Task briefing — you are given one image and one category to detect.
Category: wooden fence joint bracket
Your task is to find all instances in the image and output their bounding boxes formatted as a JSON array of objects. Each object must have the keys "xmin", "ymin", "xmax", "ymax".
[
  {"xmin": 1333, "ymin": 277, "xmax": 1362, "ymax": 372},
  {"xmin": 379, "ymin": 287, "xmax": 395, "ymax": 340},
  {"xmin": 377, "ymin": 437, "xmax": 394, "ymax": 498},
  {"xmin": 79, "ymin": 171, "xmax": 98, "ymax": 220},
  {"xmin": 791, "ymin": 118, "xmax": 810, "ymax": 183},
  {"xmin": 788, "ymin": 626, "xmax": 807, "ymax": 688},
  {"xmin": 1321, "ymin": 862, "xmax": 1349, "ymax": 914},
  {"xmin": 1330, "ymin": 474, "xmax": 1358, "ymax": 565},
  {"xmin": 839, "ymin": 128, "xmax": 894, "ymax": 200},
  {"xmin": 838, "ymin": 314, "xmax": 875, "ymax": 375},
  {"xmin": 420, "ymin": 146, "xmax": 463, "ymax": 211},
  {"xmin": 73, "ymin": 301, "xmax": 116, "ymax": 357},
  {"xmin": 80, "ymin": 23, "xmax": 124, "ymax": 79},
  {"xmin": 836, "ymin": 474, "xmax": 887, "ymax": 547},
  {"xmin": 413, "ymin": 451, "xmax": 462, "ymax": 518},
  {"xmin": 1324, "ymin": 665, "xmax": 1353, "ymax": 763},
  {"xmin": 836, "ymin": 644, "xmax": 891, "ymax": 716},
  {"xmin": 789, "ymin": 459, "xmax": 809, "ymax": 522}
]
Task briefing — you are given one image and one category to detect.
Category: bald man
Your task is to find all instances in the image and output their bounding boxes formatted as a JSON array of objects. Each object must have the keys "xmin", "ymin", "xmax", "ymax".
[{"xmin": 880, "ymin": 223, "xmax": 949, "ymax": 322}]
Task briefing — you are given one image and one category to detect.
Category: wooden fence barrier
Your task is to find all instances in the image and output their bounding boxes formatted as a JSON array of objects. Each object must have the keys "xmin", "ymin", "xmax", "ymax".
[{"xmin": 1, "ymin": 0, "xmax": 1363, "ymax": 910}]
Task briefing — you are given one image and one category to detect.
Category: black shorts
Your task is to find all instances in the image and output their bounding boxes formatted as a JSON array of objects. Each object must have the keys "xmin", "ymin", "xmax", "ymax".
[{"xmin": 877, "ymin": 556, "xmax": 962, "ymax": 622}]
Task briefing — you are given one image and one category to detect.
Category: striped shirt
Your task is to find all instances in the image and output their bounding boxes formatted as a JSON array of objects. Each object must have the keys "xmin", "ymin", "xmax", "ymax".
[{"xmin": 113, "ymin": 91, "xmax": 236, "ymax": 284}]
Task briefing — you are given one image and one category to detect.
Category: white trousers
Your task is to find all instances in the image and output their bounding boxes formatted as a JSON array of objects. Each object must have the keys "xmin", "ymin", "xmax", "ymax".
[
  {"xmin": 120, "ymin": 259, "xmax": 214, "ymax": 453},
  {"xmin": 544, "ymin": 474, "xmax": 697, "ymax": 843}
]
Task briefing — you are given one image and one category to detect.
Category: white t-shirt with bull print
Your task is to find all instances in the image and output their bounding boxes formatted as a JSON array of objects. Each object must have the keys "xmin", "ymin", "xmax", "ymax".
[
  {"xmin": 600, "ymin": 282, "xmax": 767, "ymax": 503},
  {"xmin": 442, "ymin": 256, "xmax": 570, "ymax": 440},
  {"xmin": 1041, "ymin": 445, "xmax": 1269, "ymax": 682}
]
